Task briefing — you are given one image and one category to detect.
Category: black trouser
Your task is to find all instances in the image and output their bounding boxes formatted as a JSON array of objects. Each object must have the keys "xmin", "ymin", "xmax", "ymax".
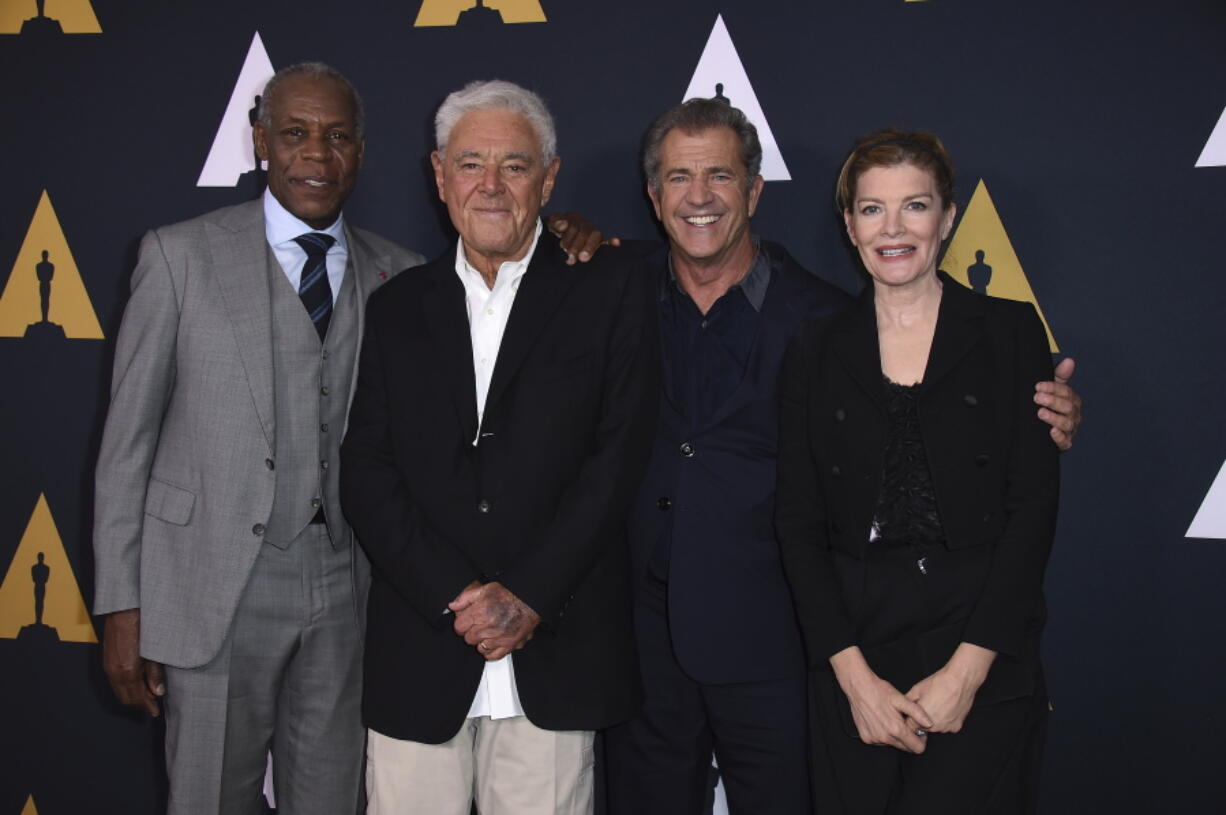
[{"xmin": 603, "ymin": 572, "xmax": 812, "ymax": 815}]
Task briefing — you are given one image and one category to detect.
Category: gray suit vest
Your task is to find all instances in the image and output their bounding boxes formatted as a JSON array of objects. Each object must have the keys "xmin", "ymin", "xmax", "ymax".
[{"xmin": 264, "ymin": 257, "xmax": 360, "ymax": 549}]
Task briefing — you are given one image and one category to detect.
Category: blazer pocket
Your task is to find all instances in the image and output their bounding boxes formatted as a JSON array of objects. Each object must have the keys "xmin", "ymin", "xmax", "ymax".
[
  {"xmin": 522, "ymin": 350, "xmax": 595, "ymax": 385},
  {"xmin": 143, "ymin": 478, "xmax": 196, "ymax": 526}
]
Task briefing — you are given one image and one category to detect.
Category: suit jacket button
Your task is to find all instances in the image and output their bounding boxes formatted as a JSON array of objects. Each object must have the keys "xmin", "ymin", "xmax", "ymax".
[
  {"xmin": 477, "ymin": 500, "xmax": 491, "ymax": 514},
  {"xmin": 834, "ymin": 408, "xmax": 846, "ymax": 421},
  {"xmin": 831, "ymin": 465, "xmax": 842, "ymax": 477},
  {"xmin": 265, "ymin": 458, "xmax": 275, "ymax": 470},
  {"xmin": 832, "ymin": 523, "xmax": 843, "ymax": 535},
  {"xmin": 975, "ymin": 454, "xmax": 990, "ymax": 466},
  {"xmin": 964, "ymin": 394, "xmax": 979, "ymax": 406},
  {"xmin": 680, "ymin": 442, "xmax": 695, "ymax": 458},
  {"xmin": 983, "ymin": 511, "xmax": 993, "ymax": 522},
  {"xmin": 657, "ymin": 497, "xmax": 671, "ymax": 510},
  {"xmin": 252, "ymin": 523, "xmax": 265, "ymax": 536},
  {"xmin": 311, "ymin": 497, "xmax": 322, "ymax": 509}
]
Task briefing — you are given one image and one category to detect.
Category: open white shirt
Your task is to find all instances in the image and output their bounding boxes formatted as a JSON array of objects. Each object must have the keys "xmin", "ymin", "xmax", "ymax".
[{"xmin": 455, "ymin": 220, "xmax": 543, "ymax": 720}]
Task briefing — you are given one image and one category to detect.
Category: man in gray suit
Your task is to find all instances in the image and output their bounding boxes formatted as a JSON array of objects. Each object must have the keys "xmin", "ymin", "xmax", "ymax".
[{"xmin": 92, "ymin": 63, "xmax": 422, "ymax": 814}]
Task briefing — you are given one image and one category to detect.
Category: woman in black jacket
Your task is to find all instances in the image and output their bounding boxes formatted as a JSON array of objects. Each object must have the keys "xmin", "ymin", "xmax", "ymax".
[{"xmin": 776, "ymin": 130, "xmax": 1059, "ymax": 814}]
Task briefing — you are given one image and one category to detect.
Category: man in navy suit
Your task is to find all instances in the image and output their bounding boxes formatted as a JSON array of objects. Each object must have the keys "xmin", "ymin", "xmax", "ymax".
[{"xmin": 603, "ymin": 99, "xmax": 1083, "ymax": 815}]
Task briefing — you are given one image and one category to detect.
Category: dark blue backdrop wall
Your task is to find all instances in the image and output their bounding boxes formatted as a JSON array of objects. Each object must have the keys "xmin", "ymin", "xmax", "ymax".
[{"xmin": 2, "ymin": 1, "xmax": 1225, "ymax": 813}]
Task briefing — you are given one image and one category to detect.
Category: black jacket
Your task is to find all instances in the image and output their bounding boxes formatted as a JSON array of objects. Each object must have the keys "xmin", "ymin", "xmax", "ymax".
[
  {"xmin": 341, "ymin": 241, "xmax": 659, "ymax": 743},
  {"xmin": 776, "ymin": 273, "xmax": 1059, "ymax": 704}
]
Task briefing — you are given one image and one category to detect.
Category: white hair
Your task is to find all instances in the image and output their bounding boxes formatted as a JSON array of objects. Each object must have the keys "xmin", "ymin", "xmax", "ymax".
[{"xmin": 435, "ymin": 79, "xmax": 556, "ymax": 163}]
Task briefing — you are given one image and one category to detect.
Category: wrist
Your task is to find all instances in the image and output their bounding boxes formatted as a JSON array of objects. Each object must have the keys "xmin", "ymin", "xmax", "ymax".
[{"xmin": 946, "ymin": 642, "xmax": 996, "ymax": 685}]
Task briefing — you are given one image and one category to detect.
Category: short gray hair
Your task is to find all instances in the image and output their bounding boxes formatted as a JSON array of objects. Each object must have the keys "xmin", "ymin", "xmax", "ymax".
[
  {"xmin": 259, "ymin": 62, "xmax": 366, "ymax": 140},
  {"xmin": 642, "ymin": 98, "xmax": 762, "ymax": 192},
  {"xmin": 435, "ymin": 79, "xmax": 556, "ymax": 164}
]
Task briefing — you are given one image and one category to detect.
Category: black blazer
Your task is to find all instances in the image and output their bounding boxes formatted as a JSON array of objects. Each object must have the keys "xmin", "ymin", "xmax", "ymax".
[
  {"xmin": 629, "ymin": 241, "xmax": 850, "ymax": 683},
  {"xmin": 776, "ymin": 273, "xmax": 1058, "ymax": 706},
  {"xmin": 340, "ymin": 240, "xmax": 659, "ymax": 743}
]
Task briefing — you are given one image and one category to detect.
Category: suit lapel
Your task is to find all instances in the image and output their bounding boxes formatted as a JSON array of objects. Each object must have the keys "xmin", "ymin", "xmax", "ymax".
[
  {"xmin": 832, "ymin": 289, "xmax": 887, "ymax": 414},
  {"xmin": 922, "ymin": 273, "xmax": 985, "ymax": 389},
  {"xmin": 208, "ymin": 204, "xmax": 276, "ymax": 451},
  {"xmin": 421, "ymin": 257, "xmax": 480, "ymax": 442},
  {"xmin": 344, "ymin": 225, "xmax": 392, "ymax": 408},
  {"xmin": 483, "ymin": 243, "xmax": 578, "ymax": 416}
]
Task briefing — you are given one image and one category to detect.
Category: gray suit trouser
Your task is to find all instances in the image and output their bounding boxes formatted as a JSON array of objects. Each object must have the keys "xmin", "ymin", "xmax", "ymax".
[{"xmin": 162, "ymin": 523, "xmax": 364, "ymax": 815}]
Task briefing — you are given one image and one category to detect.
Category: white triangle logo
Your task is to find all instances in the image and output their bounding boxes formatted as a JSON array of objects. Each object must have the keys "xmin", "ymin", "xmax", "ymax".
[
  {"xmin": 197, "ymin": 32, "xmax": 276, "ymax": 187},
  {"xmin": 682, "ymin": 15, "xmax": 790, "ymax": 182},
  {"xmin": 1195, "ymin": 107, "xmax": 1226, "ymax": 167},
  {"xmin": 1187, "ymin": 460, "xmax": 1226, "ymax": 539}
]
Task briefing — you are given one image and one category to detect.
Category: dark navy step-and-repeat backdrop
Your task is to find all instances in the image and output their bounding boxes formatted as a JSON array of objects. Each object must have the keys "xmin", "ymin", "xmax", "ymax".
[{"xmin": 2, "ymin": 1, "xmax": 1224, "ymax": 812}]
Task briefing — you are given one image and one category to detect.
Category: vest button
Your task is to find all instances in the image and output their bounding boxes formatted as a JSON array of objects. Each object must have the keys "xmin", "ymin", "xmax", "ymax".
[
  {"xmin": 320, "ymin": 459, "xmax": 329, "ymax": 470},
  {"xmin": 477, "ymin": 499, "xmax": 491, "ymax": 514},
  {"xmin": 680, "ymin": 442, "xmax": 695, "ymax": 458},
  {"xmin": 320, "ymin": 423, "xmax": 329, "ymax": 433},
  {"xmin": 657, "ymin": 497, "xmax": 671, "ymax": 511},
  {"xmin": 265, "ymin": 458, "xmax": 275, "ymax": 470},
  {"xmin": 964, "ymin": 393, "xmax": 979, "ymax": 406},
  {"xmin": 311, "ymin": 497, "xmax": 322, "ymax": 509},
  {"xmin": 321, "ymin": 385, "xmax": 330, "ymax": 396},
  {"xmin": 252, "ymin": 523, "xmax": 265, "ymax": 536}
]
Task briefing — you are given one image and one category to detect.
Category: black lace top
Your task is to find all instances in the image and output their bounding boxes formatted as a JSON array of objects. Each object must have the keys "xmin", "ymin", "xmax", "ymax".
[{"xmin": 870, "ymin": 378, "xmax": 945, "ymax": 549}]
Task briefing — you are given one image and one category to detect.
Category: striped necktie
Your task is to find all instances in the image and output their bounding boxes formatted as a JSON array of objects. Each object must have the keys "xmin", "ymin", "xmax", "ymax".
[{"xmin": 293, "ymin": 232, "xmax": 336, "ymax": 341}]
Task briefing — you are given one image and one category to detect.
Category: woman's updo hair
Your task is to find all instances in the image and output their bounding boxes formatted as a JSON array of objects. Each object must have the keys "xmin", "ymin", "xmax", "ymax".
[{"xmin": 835, "ymin": 129, "xmax": 956, "ymax": 214}]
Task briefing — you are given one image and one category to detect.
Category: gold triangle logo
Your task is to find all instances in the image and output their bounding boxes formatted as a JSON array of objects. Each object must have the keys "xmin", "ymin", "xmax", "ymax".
[
  {"xmin": 0, "ymin": 494, "xmax": 97, "ymax": 644},
  {"xmin": 0, "ymin": 0, "xmax": 102, "ymax": 34},
  {"xmin": 414, "ymin": 0, "xmax": 546, "ymax": 26},
  {"xmin": 20, "ymin": 795, "xmax": 40, "ymax": 815},
  {"xmin": 940, "ymin": 180, "xmax": 1059, "ymax": 351},
  {"xmin": 0, "ymin": 190, "xmax": 104, "ymax": 339}
]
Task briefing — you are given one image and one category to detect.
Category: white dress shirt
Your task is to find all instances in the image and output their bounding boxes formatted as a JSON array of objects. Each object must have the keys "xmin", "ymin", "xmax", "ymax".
[
  {"xmin": 262, "ymin": 189, "xmax": 349, "ymax": 300},
  {"xmin": 456, "ymin": 220, "xmax": 543, "ymax": 720}
]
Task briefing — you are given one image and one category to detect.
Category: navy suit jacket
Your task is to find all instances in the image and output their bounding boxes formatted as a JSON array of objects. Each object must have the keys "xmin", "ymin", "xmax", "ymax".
[{"xmin": 627, "ymin": 240, "xmax": 851, "ymax": 684}]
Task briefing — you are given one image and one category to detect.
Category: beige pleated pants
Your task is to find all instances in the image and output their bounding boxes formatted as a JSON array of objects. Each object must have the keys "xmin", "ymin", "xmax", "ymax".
[{"xmin": 367, "ymin": 716, "xmax": 594, "ymax": 815}]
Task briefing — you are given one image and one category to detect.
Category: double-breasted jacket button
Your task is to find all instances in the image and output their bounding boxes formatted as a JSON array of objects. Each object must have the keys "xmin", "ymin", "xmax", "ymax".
[
  {"xmin": 680, "ymin": 442, "xmax": 695, "ymax": 458},
  {"xmin": 963, "ymin": 394, "xmax": 979, "ymax": 406},
  {"xmin": 657, "ymin": 497, "xmax": 672, "ymax": 511},
  {"xmin": 477, "ymin": 499, "xmax": 491, "ymax": 514},
  {"xmin": 252, "ymin": 523, "xmax": 266, "ymax": 536},
  {"xmin": 975, "ymin": 453, "xmax": 990, "ymax": 467},
  {"xmin": 982, "ymin": 511, "xmax": 993, "ymax": 522},
  {"xmin": 831, "ymin": 464, "xmax": 842, "ymax": 478},
  {"xmin": 834, "ymin": 408, "xmax": 846, "ymax": 421}
]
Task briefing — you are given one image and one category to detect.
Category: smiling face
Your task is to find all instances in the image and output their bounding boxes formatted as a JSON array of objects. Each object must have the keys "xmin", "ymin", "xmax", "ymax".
[
  {"xmin": 647, "ymin": 125, "xmax": 764, "ymax": 276},
  {"xmin": 254, "ymin": 74, "xmax": 364, "ymax": 230},
  {"xmin": 844, "ymin": 162, "xmax": 956, "ymax": 291},
  {"xmin": 431, "ymin": 108, "xmax": 560, "ymax": 275}
]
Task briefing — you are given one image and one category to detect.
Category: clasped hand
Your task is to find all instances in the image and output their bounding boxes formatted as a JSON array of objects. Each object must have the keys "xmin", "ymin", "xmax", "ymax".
[{"xmin": 449, "ymin": 581, "xmax": 541, "ymax": 661}]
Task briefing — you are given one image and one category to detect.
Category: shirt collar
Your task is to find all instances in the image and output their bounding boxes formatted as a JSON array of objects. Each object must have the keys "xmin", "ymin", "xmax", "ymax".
[
  {"xmin": 454, "ymin": 219, "xmax": 543, "ymax": 288},
  {"xmin": 663, "ymin": 237, "xmax": 771, "ymax": 312},
  {"xmin": 263, "ymin": 188, "xmax": 348, "ymax": 252}
]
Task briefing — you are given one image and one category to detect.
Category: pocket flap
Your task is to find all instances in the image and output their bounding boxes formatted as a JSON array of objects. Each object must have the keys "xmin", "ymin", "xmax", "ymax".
[{"xmin": 143, "ymin": 478, "xmax": 196, "ymax": 526}]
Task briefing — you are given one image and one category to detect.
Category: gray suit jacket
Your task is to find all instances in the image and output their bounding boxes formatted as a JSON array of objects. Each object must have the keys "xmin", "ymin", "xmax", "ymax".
[{"xmin": 93, "ymin": 199, "xmax": 422, "ymax": 668}]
